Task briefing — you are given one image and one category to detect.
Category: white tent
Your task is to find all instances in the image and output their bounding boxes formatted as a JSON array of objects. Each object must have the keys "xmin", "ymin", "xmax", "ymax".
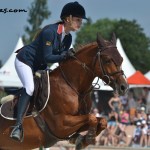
[
  {"xmin": 0, "ymin": 37, "xmax": 24, "ymax": 87},
  {"xmin": 145, "ymin": 71, "xmax": 150, "ymax": 80},
  {"xmin": 116, "ymin": 39, "xmax": 136, "ymax": 78},
  {"xmin": 92, "ymin": 38, "xmax": 136, "ymax": 90}
]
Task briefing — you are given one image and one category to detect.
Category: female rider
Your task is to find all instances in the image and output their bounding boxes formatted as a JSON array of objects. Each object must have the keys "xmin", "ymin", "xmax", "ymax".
[{"xmin": 10, "ymin": 1, "xmax": 87, "ymax": 142}]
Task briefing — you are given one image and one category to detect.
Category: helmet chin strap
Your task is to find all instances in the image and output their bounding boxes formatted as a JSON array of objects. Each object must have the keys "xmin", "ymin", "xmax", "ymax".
[{"xmin": 68, "ymin": 15, "xmax": 73, "ymax": 28}]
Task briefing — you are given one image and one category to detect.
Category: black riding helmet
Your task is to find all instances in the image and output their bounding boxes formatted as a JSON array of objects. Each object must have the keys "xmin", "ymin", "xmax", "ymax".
[{"xmin": 60, "ymin": 1, "xmax": 87, "ymax": 20}]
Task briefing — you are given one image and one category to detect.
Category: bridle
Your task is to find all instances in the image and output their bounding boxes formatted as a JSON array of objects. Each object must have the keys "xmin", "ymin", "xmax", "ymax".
[
  {"xmin": 59, "ymin": 44, "xmax": 124, "ymax": 96},
  {"xmin": 94, "ymin": 45, "xmax": 124, "ymax": 85}
]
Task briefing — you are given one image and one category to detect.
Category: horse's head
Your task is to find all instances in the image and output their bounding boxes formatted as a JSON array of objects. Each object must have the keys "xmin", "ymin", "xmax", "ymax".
[
  {"xmin": 60, "ymin": 33, "xmax": 128, "ymax": 95},
  {"xmin": 94, "ymin": 33, "xmax": 128, "ymax": 95}
]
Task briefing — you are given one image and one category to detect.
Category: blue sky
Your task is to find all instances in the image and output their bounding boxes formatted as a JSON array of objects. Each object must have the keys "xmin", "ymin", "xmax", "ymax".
[{"xmin": 0, "ymin": 0, "xmax": 150, "ymax": 65}]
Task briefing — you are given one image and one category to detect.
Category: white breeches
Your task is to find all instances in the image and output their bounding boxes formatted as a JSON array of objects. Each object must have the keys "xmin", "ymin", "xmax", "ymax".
[{"xmin": 15, "ymin": 58, "xmax": 34, "ymax": 96}]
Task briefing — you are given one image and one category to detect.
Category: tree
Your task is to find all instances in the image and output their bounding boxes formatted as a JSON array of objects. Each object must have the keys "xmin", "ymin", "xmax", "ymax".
[
  {"xmin": 22, "ymin": 0, "xmax": 51, "ymax": 44},
  {"xmin": 114, "ymin": 19, "xmax": 150, "ymax": 73},
  {"xmin": 75, "ymin": 18, "xmax": 117, "ymax": 46},
  {"xmin": 75, "ymin": 18, "xmax": 150, "ymax": 73}
]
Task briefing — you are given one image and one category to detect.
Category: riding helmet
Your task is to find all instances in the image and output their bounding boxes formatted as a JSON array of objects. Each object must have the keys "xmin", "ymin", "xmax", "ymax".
[{"xmin": 60, "ymin": 1, "xmax": 87, "ymax": 20}]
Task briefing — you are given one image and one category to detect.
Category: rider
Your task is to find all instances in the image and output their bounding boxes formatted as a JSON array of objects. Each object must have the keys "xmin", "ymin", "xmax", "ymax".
[{"xmin": 10, "ymin": 1, "xmax": 87, "ymax": 142}]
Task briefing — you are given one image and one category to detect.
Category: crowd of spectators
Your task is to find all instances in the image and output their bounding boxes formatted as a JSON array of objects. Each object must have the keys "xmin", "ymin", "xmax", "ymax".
[{"xmin": 93, "ymin": 87, "xmax": 150, "ymax": 148}]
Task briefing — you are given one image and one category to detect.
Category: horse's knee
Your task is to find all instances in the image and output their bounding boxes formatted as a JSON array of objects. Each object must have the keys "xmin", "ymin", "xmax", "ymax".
[
  {"xmin": 89, "ymin": 114, "xmax": 98, "ymax": 127},
  {"xmin": 75, "ymin": 134, "xmax": 88, "ymax": 149}
]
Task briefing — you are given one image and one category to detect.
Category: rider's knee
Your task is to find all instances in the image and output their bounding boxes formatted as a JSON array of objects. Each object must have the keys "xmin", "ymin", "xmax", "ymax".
[{"xmin": 25, "ymin": 86, "xmax": 34, "ymax": 96}]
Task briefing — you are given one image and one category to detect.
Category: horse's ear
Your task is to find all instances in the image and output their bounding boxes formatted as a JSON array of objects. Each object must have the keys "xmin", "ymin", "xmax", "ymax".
[
  {"xmin": 97, "ymin": 32, "xmax": 106, "ymax": 47},
  {"xmin": 111, "ymin": 32, "xmax": 116, "ymax": 45}
]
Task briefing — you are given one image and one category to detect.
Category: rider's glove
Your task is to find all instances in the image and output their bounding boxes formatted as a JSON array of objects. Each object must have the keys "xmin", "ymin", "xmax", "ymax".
[{"xmin": 62, "ymin": 48, "xmax": 75, "ymax": 59}]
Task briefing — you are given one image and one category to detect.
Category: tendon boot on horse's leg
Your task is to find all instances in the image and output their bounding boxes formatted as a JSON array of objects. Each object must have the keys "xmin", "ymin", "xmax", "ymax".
[
  {"xmin": 10, "ymin": 89, "xmax": 31, "ymax": 142},
  {"xmin": 69, "ymin": 133, "xmax": 80, "ymax": 144},
  {"xmin": 75, "ymin": 134, "xmax": 85, "ymax": 150},
  {"xmin": 85, "ymin": 127, "xmax": 96, "ymax": 145}
]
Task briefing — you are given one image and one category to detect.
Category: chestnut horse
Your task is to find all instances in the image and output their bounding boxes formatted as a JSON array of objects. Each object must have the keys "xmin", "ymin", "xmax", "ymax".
[{"xmin": 0, "ymin": 33, "xmax": 128, "ymax": 150}]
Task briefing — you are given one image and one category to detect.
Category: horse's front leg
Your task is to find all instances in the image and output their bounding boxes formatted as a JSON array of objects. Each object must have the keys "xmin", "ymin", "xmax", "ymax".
[
  {"xmin": 62, "ymin": 114, "xmax": 97, "ymax": 137},
  {"xmin": 69, "ymin": 117, "xmax": 107, "ymax": 149},
  {"xmin": 75, "ymin": 117, "xmax": 107, "ymax": 135},
  {"xmin": 62, "ymin": 114, "xmax": 98, "ymax": 149}
]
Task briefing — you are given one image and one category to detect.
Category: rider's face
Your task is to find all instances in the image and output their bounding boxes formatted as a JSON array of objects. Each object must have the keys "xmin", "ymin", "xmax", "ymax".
[
  {"xmin": 64, "ymin": 16, "xmax": 83, "ymax": 32},
  {"xmin": 70, "ymin": 17, "xmax": 83, "ymax": 31}
]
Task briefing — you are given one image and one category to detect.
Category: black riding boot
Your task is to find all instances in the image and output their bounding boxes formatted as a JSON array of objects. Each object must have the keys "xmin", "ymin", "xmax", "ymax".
[{"xmin": 10, "ymin": 89, "xmax": 31, "ymax": 142}]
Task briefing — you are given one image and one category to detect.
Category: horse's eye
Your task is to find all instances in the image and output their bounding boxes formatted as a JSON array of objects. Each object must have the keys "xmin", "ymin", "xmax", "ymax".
[{"xmin": 104, "ymin": 59, "xmax": 111, "ymax": 64}]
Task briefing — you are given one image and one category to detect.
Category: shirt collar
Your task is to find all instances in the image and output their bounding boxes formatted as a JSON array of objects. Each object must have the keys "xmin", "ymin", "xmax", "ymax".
[
  {"xmin": 61, "ymin": 25, "xmax": 69, "ymax": 42},
  {"xmin": 57, "ymin": 24, "xmax": 70, "ymax": 42},
  {"xmin": 57, "ymin": 24, "xmax": 69, "ymax": 35}
]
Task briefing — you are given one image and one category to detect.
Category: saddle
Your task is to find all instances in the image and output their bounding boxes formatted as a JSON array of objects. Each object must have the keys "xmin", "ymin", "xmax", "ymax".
[{"xmin": 0, "ymin": 70, "xmax": 50, "ymax": 120}]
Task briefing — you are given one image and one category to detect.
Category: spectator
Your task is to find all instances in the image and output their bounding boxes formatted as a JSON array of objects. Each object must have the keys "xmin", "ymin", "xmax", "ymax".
[
  {"xmin": 147, "ymin": 108, "xmax": 150, "ymax": 115},
  {"xmin": 146, "ymin": 88, "xmax": 150, "ymax": 113},
  {"xmin": 147, "ymin": 114, "xmax": 150, "ymax": 147},
  {"xmin": 137, "ymin": 107, "xmax": 147, "ymax": 121},
  {"xmin": 120, "ymin": 94, "xmax": 128, "ymax": 110},
  {"xmin": 97, "ymin": 128, "xmax": 110, "ymax": 146},
  {"xmin": 108, "ymin": 93, "xmax": 122, "ymax": 122},
  {"xmin": 142, "ymin": 87, "xmax": 148, "ymax": 105},
  {"xmin": 119, "ymin": 109, "xmax": 130, "ymax": 132},
  {"xmin": 92, "ymin": 107, "xmax": 101, "ymax": 117},
  {"xmin": 128, "ymin": 94, "xmax": 136, "ymax": 124},
  {"xmin": 114, "ymin": 130, "xmax": 127, "ymax": 147},
  {"xmin": 137, "ymin": 97, "xmax": 146, "ymax": 112},
  {"xmin": 133, "ymin": 122, "xmax": 142, "ymax": 147},
  {"xmin": 107, "ymin": 111, "xmax": 117, "ymax": 132},
  {"xmin": 140, "ymin": 120, "xmax": 148, "ymax": 148}
]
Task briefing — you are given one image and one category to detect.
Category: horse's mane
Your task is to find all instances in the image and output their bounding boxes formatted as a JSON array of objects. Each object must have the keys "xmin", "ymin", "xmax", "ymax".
[
  {"xmin": 74, "ymin": 39, "xmax": 123, "ymax": 66},
  {"xmin": 74, "ymin": 42, "xmax": 97, "ymax": 54},
  {"xmin": 74, "ymin": 40, "xmax": 113, "ymax": 55}
]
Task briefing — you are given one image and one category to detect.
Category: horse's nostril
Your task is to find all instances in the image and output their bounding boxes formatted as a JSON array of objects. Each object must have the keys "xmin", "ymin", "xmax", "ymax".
[{"xmin": 120, "ymin": 84, "xmax": 126, "ymax": 91}]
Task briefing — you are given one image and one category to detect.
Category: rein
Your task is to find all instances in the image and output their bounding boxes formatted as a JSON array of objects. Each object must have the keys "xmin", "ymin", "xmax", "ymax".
[
  {"xmin": 59, "ymin": 58, "xmax": 96, "ymax": 114},
  {"xmin": 59, "ymin": 44, "xmax": 124, "ymax": 98},
  {"xmin": 59, "ymin": 57, "xmax": 95, "ymax": 97},
  {"xmin": 71, "ymin": 55, "xmax": 95, "ymax": 76}
]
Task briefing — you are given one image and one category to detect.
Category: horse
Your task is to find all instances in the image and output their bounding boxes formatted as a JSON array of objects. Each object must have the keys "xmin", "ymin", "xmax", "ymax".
[{"xmin": 0, "ymin": 33, "xmax": 128, "ymax": 150}]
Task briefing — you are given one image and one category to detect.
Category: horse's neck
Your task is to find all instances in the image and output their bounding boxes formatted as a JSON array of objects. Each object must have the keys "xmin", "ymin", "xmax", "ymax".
[{"xmin": 61, "ymin": 44, "xmax": 97, "ymax": 93}]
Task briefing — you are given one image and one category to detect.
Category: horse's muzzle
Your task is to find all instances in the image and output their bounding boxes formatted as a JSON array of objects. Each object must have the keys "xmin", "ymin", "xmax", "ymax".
[{"xmin": 120, "ymin": 83, "xmax": 129, "ymax": 95}]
